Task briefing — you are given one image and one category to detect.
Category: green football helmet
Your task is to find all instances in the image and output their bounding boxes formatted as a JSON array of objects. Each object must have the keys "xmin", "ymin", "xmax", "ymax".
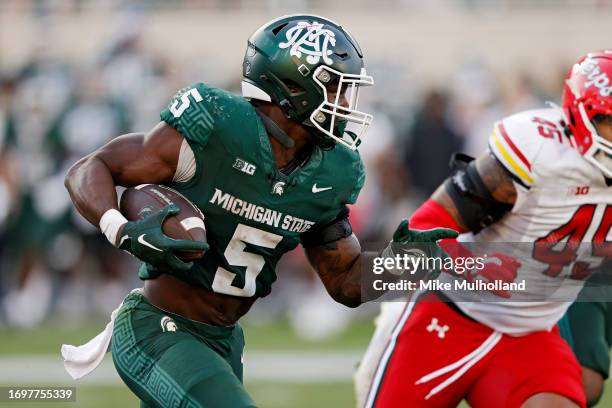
[{"xmin": 242, "ymin": 14, "xmax": 374, "ymax": 150}]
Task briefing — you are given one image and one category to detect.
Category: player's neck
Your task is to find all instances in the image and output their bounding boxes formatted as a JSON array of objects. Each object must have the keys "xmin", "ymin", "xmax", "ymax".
[{"xmin": 257, "ymin": 104, "xmax": 314, "ymax": 169}]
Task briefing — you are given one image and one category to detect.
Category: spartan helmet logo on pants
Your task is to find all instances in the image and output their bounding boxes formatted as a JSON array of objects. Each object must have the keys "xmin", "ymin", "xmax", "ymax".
[{"xmin": 161, "ymin": 316, "xmax": 178, "ymax": 332}]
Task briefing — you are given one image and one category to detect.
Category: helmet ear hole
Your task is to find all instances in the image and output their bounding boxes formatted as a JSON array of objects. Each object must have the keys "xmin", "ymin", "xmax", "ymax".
[
  {"xmin": 569, "ymin": 110, "xmax": 576, "ymax": 127},
  {"xmin": 271, "ymin": 23, "xmax": 289, "ymax": 36},
  {"xmin": 281, "ymin": 79, "xmax": 306, "ymax": 95}
]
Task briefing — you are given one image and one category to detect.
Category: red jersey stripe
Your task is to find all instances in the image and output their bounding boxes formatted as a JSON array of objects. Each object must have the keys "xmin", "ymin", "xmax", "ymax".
[{"xmin": 497, "ymin": 122, "xmax": 532, "ymax": 171}]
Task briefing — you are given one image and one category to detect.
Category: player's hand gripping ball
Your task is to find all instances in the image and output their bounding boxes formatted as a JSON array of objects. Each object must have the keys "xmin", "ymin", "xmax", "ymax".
[{"xmin": 118, "ymin": 184, "xmax": 209, "ymax": 271}]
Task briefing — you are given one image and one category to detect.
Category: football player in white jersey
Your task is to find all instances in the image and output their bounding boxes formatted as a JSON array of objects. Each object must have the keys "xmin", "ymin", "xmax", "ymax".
[{"xmin": 356, "ymin": 51, "xmax": 612, "ymax": 408}]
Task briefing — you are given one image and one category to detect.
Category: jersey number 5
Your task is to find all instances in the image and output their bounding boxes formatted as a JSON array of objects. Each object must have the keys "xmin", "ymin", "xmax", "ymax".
[
  {"xmin": 212, "ymin": 224, "xmax": 283, "ymax": 297},
  {"xmin": 170, "ymin": 88, "xmax": 203, "ymax": 118}
]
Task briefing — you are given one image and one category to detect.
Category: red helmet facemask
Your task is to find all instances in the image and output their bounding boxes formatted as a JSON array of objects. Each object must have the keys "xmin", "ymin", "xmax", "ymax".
[{"xmin": 562, "ymin": 51, "xmax": 612, "ymax": 178}]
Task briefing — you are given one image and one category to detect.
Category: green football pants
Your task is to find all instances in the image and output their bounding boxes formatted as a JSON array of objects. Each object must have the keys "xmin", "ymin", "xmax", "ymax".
[
  {"xmin": 111, "ymin": 291, "xmax": 257, "ymax": 408},
  {"xmin": 562, "ymin": 301, "xmax": 612, "ymax": 379}
]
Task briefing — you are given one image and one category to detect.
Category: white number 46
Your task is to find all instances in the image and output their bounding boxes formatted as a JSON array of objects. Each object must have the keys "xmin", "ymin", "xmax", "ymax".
[{"xmin": 170, "ymin": 88, "xmax": 203, "ymax": 118}]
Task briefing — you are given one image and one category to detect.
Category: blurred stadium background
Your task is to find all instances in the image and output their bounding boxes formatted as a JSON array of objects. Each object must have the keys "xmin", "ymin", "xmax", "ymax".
[{"xmin": 1, "ymin": 0, "xmax": 612, "ymax": 407}]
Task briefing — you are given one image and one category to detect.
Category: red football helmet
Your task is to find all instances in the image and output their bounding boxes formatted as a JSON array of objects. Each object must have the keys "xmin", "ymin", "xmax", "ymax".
[{"xmin": 562, "ymin": 51, "xmax": 612, "ymax": 177}]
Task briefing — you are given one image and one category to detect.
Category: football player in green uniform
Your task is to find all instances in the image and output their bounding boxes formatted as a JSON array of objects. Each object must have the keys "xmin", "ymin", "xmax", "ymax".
[
  {"xmin": 64, "ymin": 15, "xmax": 457, "ymax": 407},
  {"xmin": 562, "ymin": 301, "xmax": 612, "ymax": 407},
  {"xmin": 559, "ymin": 263, "xmax": 612, "ymax": 407}
]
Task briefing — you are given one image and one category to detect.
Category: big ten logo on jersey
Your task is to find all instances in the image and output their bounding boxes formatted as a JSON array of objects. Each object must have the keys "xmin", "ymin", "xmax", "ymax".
[
  {"xmin": 233, "ymin": 157, "xmax": 256, "ymax": 176},
  {"xmin": 567, "ymin": 185, "xmax": 590, "ymax": 196}
]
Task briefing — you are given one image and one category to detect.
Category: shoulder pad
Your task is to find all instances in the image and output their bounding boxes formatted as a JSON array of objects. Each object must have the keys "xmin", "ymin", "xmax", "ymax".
[
  {"xmin": 488, "ymin": 108, "xmax": 564, "ymax": 188},
  {"xmin": 337, "ymin": 145, "xmax": 365, "ymax": 204},
  {"xmin": 160, "ymin": 83, "xmax": 248, "ymax": 149}
]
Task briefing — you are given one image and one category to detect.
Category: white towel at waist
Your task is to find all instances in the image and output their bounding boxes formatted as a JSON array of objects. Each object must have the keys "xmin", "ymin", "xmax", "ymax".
[{"xmin": 60, "ymin": 288, "xmax": 142, "ymax": 380}]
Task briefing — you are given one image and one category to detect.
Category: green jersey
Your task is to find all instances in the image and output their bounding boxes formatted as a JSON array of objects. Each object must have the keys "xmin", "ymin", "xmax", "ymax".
[{"xmin": 140, "ymin": 83, "xmax": 365, "ymax": 299}]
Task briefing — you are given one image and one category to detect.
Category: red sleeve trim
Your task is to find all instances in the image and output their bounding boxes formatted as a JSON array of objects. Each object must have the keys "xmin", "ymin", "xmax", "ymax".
[{"xmin": 497, "ymin": 122, "xmax": 532, "ymax": 171}]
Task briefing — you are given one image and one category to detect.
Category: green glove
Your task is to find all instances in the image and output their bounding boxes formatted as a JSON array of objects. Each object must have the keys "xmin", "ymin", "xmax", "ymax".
[
  {"xmin": 380, "ymin": 219, "xmax": 459, "ymax": 277},
  {"xmin": 391, "ymin": 219, "xmax": 459, "ymax": 244},
  {"xmin": 118, "ymin": 204, "xmax": 209, "ymax": 272}
]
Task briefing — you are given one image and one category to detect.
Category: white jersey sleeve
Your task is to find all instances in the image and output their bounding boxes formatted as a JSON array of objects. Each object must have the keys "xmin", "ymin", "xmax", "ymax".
[
  {"xmin": 487, "ymin": 109, "xmax": 561, "ymax": 189},
  {"xmin": 443, "ymin": 108, "xmax": 612, "ymax": 335}
]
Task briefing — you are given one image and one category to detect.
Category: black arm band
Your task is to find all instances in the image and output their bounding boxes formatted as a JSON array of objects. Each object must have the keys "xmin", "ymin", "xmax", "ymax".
[
  {"xmin": 301, "ymin": 206, "xmax": 353, "ymax": 248},
  {"xmin": 444, "ymin": 153, "xmax": 513, "ymax": 233}
]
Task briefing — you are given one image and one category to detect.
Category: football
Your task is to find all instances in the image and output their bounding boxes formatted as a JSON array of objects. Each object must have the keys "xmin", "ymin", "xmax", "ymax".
[{"xmin": 119, "ymin": 184, "xmax": 207, "ymax": 261}]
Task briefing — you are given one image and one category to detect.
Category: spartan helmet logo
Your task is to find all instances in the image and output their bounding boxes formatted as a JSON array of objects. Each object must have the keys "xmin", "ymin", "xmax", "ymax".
[
  {"xmin": 279, "ymin": 21, "xmax": 336, "ymax": 65},
  {"xmin": 271, "ymin": 181, "xmax": 286, "ymax": 196},
  {"xmin": 160, "ymin": 316, "xmax": 178, "ymax": 332}
]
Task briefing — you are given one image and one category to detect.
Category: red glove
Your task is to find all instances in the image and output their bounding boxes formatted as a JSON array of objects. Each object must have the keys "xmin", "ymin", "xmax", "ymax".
[
  {"xmin": 439, "ymin": 242, "xmax": 521, "ymax": 298},
  {"xmin": 411, "ymin": 199, "xmax": 521, "ymax": 298}
]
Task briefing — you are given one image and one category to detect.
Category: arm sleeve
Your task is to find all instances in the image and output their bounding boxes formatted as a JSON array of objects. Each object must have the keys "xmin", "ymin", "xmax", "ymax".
[{"xmin": 301, "ymin": 206, "xmax": 352, "ymax": 247}]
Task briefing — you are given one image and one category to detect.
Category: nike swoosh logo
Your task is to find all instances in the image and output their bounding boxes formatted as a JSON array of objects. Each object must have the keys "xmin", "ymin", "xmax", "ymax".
[
  {"xmin": 138, "ymin": 234, "xmax": 162, "ymax": 251},
  {"xmin": 312, "ymin": 184, "xmax": 333, "ymax": 193}
]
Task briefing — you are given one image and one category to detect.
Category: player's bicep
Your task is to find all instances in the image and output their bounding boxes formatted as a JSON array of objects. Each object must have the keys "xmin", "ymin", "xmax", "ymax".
[
  {"xmin": 475, "ymin": 152, "xmax": 518, "ymax": 205},
  {"xmin": 433, "ymin": 151, "xmax": 516, "ymax": 233},
  {"xmin": 95, "ymin": 122, "xmax": 183, "ymax": 187}
]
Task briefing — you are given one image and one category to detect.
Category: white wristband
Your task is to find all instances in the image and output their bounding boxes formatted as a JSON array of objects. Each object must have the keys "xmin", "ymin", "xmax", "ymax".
[{"xmin": 99, "ymin": 209, "xmax": 129, "ymax": 247}]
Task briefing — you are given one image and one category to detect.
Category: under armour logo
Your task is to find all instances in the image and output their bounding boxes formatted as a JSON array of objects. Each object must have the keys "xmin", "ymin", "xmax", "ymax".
[
  {"xmin": 426, "ymin": 317, "xmax": 449, "ymax": 339},
  {"xmin": 279, "ymin": 21, "xmax": 336, "ymax": 65}
]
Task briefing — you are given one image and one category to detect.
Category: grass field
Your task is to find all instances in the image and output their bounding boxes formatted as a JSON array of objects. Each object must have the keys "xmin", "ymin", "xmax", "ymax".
[
  {"xmin": 0, "ymin": 319, "xmax": 369, "ymax": 408},
  {"xmin": 1, "ymin": 319, "xmax": 612, "ymax": 407},
  {"xmin": 0, "ymin": 383, "xmax": 356, "ymax": 408},
  {"xmin": 0, "ymin": 318, "xmax": 375, "ymax": 355}
]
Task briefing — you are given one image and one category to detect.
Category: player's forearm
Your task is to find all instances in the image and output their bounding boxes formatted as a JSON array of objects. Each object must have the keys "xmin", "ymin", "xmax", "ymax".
[
  {"xmin": 307, "ymin": 243, "xmax": 403, "ymax": 308},
  {"xmin": 430, "ymin": 185, "xmax": 470, "ymax": 233},
  {"xmin": 322, "ymin": 250, "xmax": 368, "ymax": 308},
  {"xmin": 64, "ymin": 154, "xmax": 120, "ymax": 226},
  {"xmin": 306, "ymin": 235, "xmax": 365, "ymax": 308},
  {"xmin": 335, "ymin": 251, "xmax": 400, "ymax": 307}
]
